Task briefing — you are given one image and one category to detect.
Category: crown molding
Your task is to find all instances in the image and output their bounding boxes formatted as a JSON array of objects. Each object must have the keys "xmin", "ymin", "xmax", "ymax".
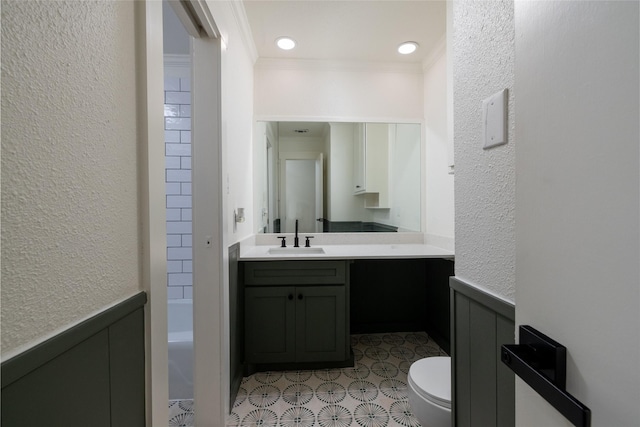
[
  {"xmin": 422, "ymin": 35, "xmax": 447, "ymax": 71},
  {"xmin": 229, "ymin": 0, "xmax": 259, "ymax": 64},
  {"xmin": 255, "ymin": 58, "xmax": 424, "ymax": 74},
  {"xmin": 164, "ymin": 54, "xmax": 190, "ymax": 78},
  {"xmin": 164, "ymin": 54, "xmax": 190, "ymax": 68},
  {"xmin": 255, "ymin": 115, "xmax": 424, "ymax": 125}
]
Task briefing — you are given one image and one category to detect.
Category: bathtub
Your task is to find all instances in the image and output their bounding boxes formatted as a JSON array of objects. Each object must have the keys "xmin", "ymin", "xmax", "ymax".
[{"xmin": 168, "ymin": 299, "xmax": 193, "ymax": 400}]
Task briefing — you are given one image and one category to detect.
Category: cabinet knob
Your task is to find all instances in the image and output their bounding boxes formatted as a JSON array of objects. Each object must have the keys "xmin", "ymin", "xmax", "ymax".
[
  {"xmin": 298, "ymin": 294, "xmax": 303, "ymax": 300},
  {"xmin": 288, "ymin": 294, "xmax": 293, "ymax": 300}
]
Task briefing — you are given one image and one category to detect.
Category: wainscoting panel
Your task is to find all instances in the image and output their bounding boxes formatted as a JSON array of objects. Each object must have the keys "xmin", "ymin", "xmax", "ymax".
[
  {"xmin": 229, "ymin": 242, "xmax": 243, "ymax": 409},
  {"xmin": 450, "ymin": 277, "xmax": 515, "ymax": 427},
  {"xmin": 1, "ymin": 292, "xmax": 146, "ymax": 427}
]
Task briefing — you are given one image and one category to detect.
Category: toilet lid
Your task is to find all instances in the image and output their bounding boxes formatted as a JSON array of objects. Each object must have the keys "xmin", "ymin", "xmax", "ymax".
[{"xmin": 409, "ymin": 357, "xmax": 451, "ymax": 408}]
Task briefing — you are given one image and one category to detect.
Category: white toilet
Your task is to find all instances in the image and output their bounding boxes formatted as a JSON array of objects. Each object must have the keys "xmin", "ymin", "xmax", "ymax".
[{"xmin": 407, "ymin": 356, "xmax": 452, "ymax": 427}]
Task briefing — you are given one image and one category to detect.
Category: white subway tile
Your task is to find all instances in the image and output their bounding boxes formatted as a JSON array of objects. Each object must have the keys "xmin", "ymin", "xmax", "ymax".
[
  {"xmin": 181, "ymin": 157, "xmax": 191, "ymax": 170},
  {"xmin": 181, "ymin": 209, "xmax": 192, "ymax": 221},
  {"xmin": 168, "ymin": 273, "xmax": 193, "ymax": 286},
  {"xmin": 165, "ymin": 156, "xmax": 181, "ymax": 169},
  {"xmin": 165, "ymin": 117, "xmax": 191, "ymax": 131},
  {"xmin": 167, "ymin": 247, "xmax": 192, "ymax": 260},
  {"xmin": 164, "ymin": 104, "xmax": 180, "ymax": 117},
  {"xmin": 165, "ymin": 91, "xmax": 191, "ymax": 104},
  {"xmin": 167, "ymin": 260, "xmax": 183, "ymax": 273},
  {"xmin": 180, "ymin": 131, "xmax": 191, "ymax": 143},
  {"xmin": 166, "ymin": 221, "xmax": 192, "ymax": 234},
  {"xmin": 181, "ymin": 235, "xmax": 192, "ymax": 247},
  {"xmin": 167, "ymin": 286, "xmax": 184, "ymax": 299},
  {"xmin": 165, "ymin": 130, "xmax": 180, "ymax": 143},
  {"xmin": 166, "ymin": 195, "xmax": 192, "ymax": 208},
  {"xmin": 180, "ymin": 105, "xmax": 191, "ymax": 118},
  {"xmin": 167, "ymin": 235, "xmax": 182, "ymax": 247},
  {"xmin": 166, "ymin": 170, "xmax": 191, "ymax": 183},
  {"xmin": 180, "ymin": 78, "xmax": 191, "ymax": 92},
  {"xmin": 166, "ymin": 208, "xmax": 181, "ymax": 221},
  {"xmin": 183, "ymin": 286, "xmax": 193, "ymax": 299},
  {"xmin": 164, "ymin": 77, "xmax": 180, "ymax": 92},
  {"xmin": 166, "ymin": 182, "xmax": 181, "ymax": 195},
  {"xmin": 181, "ymin": 183, "xmax": 192, "ymax": 195},
  {"xmin": 166, "ymin": 143, "xmax": 191, "ymax": 157},
  {"xmin": 183, "ymin": 261, "xmax": 193, "ymax": 272}
]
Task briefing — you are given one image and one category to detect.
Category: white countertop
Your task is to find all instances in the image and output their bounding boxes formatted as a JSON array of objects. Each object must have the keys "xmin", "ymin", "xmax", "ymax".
[{"xmin": 239, "ymin": 243, "xmax": 454, "ymax": 261}]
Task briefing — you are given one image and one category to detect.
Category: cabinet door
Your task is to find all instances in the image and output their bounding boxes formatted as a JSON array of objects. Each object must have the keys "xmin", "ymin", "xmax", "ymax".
[
  {"xmin": 245, "ymin": 286, "xmax": 295, "ymax": 363},
  {"xmin": 295, "ymin": 286, "xmax": 346, "ymax": 362},
  {"xmin": 353, "ymin": 123, "xmax": 366, "ymax": 193}
]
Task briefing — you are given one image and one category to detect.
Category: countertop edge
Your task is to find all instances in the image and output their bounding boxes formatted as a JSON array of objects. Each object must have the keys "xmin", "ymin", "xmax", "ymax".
[{"xmin": 239, "ymin": 244, "xmax": 455, "ymax": 261}]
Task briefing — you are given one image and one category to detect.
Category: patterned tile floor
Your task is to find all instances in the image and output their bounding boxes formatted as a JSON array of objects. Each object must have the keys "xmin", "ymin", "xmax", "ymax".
[{"xmin": 169, "ymin": 331, "xmax": 447, "ymax": 427}]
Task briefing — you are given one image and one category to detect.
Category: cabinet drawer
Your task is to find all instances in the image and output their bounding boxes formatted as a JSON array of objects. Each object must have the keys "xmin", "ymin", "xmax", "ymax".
[{"xmin": 244, "ymin": 261, "xmax": 346, "ymax": 285}]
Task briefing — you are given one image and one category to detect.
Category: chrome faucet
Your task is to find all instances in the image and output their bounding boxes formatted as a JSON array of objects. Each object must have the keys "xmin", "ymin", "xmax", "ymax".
[{"xmin": 294, "ymin": 219, "xmax": 300, "ymax": 247}]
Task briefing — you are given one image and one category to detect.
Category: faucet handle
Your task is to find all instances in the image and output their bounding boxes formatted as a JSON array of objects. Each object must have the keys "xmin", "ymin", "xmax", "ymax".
[
  {"xmin": 304, "ymin": 236, "xmax": 314, "ymax": 248},
  {"xmin": 277, "ymin": 236, "xmax": 287, "ymax": 247}
]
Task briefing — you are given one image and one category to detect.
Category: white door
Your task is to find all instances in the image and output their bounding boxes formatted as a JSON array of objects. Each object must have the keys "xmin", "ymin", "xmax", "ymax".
[
  {"xmin": 314, "ymin": 153, "xmax": 324, "ymax": 233},
  {"xmin": 514, "ymin": 2, "xmax": 639, "ymax": 425},
  {"xmin": 280, "ymin": 152, "xmax": 324, "ymax": 234}
]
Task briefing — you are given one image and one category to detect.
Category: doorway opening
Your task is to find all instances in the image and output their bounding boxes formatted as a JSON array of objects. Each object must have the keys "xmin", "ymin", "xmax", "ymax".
[
  {"xmin": 280, "ymin": 154, "xmax": 324, "ymax": 234},
  {"xmin": 163, "ymin": 1, "xmax": 195, "ymax": 422}
]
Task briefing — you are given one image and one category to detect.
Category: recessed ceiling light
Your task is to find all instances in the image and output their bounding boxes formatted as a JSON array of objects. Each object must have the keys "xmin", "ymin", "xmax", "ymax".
[
  {"xmin": 276, "ymin": 37, "xmax": 296, "ymax": 50},
  {"xmin": 398, "ymin": 41, "xmax": 419, "ymax": 55}
]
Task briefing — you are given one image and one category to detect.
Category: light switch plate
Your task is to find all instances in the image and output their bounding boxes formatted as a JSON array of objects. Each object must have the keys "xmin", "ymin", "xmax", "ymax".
[{"xmin": 483, "ymin": 89, "xmax": 507, "ymax": 149}]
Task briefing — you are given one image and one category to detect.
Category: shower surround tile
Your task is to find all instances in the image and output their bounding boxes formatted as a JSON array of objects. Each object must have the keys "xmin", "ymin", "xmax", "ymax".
[{"xmin": 169, "ymin": 332, "xmax": 447, "ymax": 426}]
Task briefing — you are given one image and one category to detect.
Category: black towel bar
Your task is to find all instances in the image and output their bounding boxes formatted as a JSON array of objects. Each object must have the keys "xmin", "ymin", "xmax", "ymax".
[{"xmin": 501, "ymin": 325, "xmax": 591, "ymax": 427}]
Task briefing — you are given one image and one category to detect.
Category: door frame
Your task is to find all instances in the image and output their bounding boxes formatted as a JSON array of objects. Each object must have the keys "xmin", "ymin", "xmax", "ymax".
[
  {"xmin": 141, "ymin": 1, "xmax": 225, "ymax": 425},
  {"xmin": 138, "ymin": 2, "xmax": 169, "ymax": 425},
  {"xmin": 278, "ymin": 151, "xmax": 324, "ymax": 234}
]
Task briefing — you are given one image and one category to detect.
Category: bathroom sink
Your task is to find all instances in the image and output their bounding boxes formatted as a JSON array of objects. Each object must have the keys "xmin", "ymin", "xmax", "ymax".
[{"xmin": 267, "ymin": 247, "xmax": 325, "ymax": 255}]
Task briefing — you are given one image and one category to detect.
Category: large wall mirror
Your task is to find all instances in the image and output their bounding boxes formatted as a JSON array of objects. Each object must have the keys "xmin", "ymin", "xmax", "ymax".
[{"xmin": 254, "ymin": 121, "xmax": 422, "ymax": 234}]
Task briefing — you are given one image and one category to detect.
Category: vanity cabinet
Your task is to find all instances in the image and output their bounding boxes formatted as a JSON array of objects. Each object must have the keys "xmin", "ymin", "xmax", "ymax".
[
  {"xmin": 353, "ymin": 123, "xmax": 390, "ymax": 208},
  {"xmin": 243, "ymin": 260, "xmax": 351, "ymax": 373}
]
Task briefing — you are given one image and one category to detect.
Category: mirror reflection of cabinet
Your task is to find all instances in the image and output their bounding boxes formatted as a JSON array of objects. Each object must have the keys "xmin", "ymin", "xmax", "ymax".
[
  {"xmin": 256, "ymin": 121, "xmax": 422, "ymax": 233},
  {"xmin": 353, "ymin": 123, "xmax": 390, "ymax": 208},
  {"xmin": 353, "ymin": 123, "xmax": 366, "ymax": 194}
]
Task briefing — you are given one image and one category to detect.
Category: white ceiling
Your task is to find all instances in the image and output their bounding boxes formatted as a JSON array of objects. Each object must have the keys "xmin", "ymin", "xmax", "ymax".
[
  {"xmin": 242, "ymin": 0, "xmax": 447, "ymax": 64},
  {"xmin": 277, "ymin": 121, "xmax": 328, "ymax": 138}
]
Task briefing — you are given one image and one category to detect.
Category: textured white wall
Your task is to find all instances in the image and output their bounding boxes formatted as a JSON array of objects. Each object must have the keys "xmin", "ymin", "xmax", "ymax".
[
  {"xmin": 424, "ymin": 48, "xmax": 454, "ymax": 241},
  {"xmin": 1, "ymin": 1, "xmax": 140, "ymax": 357},
  {"xmin": 254, "ymin": 60, "xmax": 424, "ymax": 121},
  {"xmin": 453, "ymin": 0, "xmax": 515, "ymax": 301},
  {"xmin": 515, "ymin": 2, "xmax": 639, "ymax": 425}
]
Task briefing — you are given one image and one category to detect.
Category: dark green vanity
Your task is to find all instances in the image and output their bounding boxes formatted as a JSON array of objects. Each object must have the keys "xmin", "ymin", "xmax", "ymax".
[
  {"xmin": 239, "ymin": 253, "xmax": 454, "ymax": 376},
  {"xmin": 349, "ymin": 258, "xmax": 453, "ymax": 354},
  {"xmin": 243, "ymin": 260, "xmax": 352, "ymax": 374}
]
